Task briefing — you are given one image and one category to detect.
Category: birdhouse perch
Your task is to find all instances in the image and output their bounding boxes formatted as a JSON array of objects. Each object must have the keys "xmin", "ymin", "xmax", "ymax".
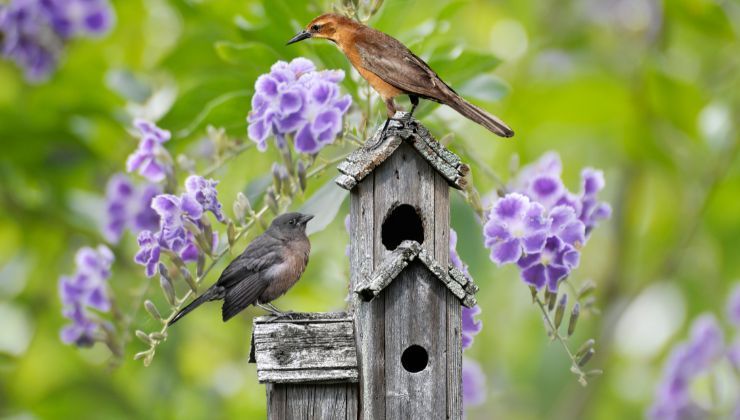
[{"xmin": 249, "ymin": 113, "xmax": 479, "ymax": 419}]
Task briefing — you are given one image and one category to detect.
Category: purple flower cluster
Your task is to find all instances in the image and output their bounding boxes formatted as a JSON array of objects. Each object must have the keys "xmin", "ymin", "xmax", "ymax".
[
  {"xmin": 0, "ymin": 0, "xmax": 113, "ymax": 82},
  {"xmin": 126, "ymin": 119, "xmax": 172, "ymax": 183},
  {"xmin": 135, "ymin": 175, "xmax": 223, "ymax": 277},
  {"xmin": 484, "ymin": 152, "xmax": 611, "ymax": 292},
  {"xmin": 247, "ymin": 57, "xmax": 352, "ymax": 154},
  {"xmin": 451, "ymin": 228, "xmax": 486, "ymax": 410},
  {"xmin": 650, "ymin": 283, "xmax": 740, "ymax": 419},
  {"xmin": 58, "ymin": 245, "xmax": 114, "ymax": 346},
  {"xmin": 649, "ymin": 315, "xmax": 725, "ymax": 419},
  {"xmin": 103, "ymin": 173, "xmax": 160, "ymax": 244}
]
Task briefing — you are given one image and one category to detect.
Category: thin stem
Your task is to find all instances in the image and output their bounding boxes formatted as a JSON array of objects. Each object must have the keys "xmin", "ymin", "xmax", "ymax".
[{"xmin": 534, "ymin": 296, "xmax": 587, "ymax": 386}]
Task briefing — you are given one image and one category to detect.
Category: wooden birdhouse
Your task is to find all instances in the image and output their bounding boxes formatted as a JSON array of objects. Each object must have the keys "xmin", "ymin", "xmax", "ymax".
[{"xmin": 249, "ymin": 112, "xmax": 478, "ymax": 419}]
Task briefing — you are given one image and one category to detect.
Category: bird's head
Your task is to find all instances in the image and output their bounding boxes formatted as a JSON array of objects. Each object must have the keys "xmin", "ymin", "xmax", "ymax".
[
  {"xmin": 270, "ymin": 212, "xmax": 314, "ymax": 235},
  {"xmin": 286, "ymin": 13, "xmax": 356, "ymax": 45}
]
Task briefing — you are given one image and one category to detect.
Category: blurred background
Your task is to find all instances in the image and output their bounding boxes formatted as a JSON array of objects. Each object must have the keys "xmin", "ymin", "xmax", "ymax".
[{"xmin": 1, "ymin": 0, "xmax": 739, "ymax": 418}]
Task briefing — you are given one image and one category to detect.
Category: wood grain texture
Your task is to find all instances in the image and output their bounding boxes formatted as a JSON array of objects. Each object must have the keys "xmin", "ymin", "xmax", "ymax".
[
  {"xmin": 437, "ymin": 173, "xmax": 462, "ymax": 419},
  {"xmin": 250, "ymin": 312, "xmax": 358, "ymax": 384},
  {"xmin": 266, "ymin": 383, "xmax": 359, "ymax": 420},
  {"xmin": 374, "ymin": 142, "xmax": 447, "ymax": 419},
  {"xmin": 350, "ymin": 175, "xmax": 385, "ymax": 418}
]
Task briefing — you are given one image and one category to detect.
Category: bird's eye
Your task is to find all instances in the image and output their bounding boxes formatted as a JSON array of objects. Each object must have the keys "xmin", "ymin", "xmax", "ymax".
[
  {"xmin": 311, "ymin": 24, "xmax": 320, "ymax": 32},
  {"xmin": 289, "ymin": 219, "xmax": 296, "ymax": 225}
]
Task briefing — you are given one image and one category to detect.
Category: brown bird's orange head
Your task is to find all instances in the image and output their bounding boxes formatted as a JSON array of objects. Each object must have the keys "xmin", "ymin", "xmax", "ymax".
[{"xmin": 286, "ymin": 13, "xmax": 356, "ymax": 45}]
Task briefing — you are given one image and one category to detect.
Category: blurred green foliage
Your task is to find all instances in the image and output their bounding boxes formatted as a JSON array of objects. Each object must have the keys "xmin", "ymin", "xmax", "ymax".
[{"xmin": 1, "ymin": 0, "xmax": 739, "ymax": 419}]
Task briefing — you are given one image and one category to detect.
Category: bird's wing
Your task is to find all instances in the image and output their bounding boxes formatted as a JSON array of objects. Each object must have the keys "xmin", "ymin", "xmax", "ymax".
[
  {"xmin": 216, "ymin": 235, "xmax": 284, "ymax": 289},
  {"xmin": 221, "ymin": 272, "xmax": 268, "ymax": 321},
  {"xmin": 355, "ymin": 30, "xmax": 456, "ymax": 101}
]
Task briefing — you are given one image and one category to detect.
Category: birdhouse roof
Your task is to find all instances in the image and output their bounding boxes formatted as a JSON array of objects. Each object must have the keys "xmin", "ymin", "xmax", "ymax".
[
  {"xmin": 355, "ymin": 240, "xmax": 479, "ymax": 308},
  {"xmin": 335, "ymin": 112, "xmax": 470, "ymax": 191}
]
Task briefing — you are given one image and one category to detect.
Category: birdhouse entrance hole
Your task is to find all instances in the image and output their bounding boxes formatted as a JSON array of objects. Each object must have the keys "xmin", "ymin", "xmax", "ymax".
[
  {"xmin": 381, "ymin": 204, "xmax": 424, "ymax": 250},
  {"xmin": 401, "ymin": 344, "xmax": 428, "ymax": 373}
]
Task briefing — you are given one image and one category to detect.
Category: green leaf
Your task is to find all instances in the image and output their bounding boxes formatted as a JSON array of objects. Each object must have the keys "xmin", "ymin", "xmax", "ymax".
[
  {"xmin": 214, "ymin": 41, "xmax": 280, "ymax": 68},
  {"xmin": 457, "ymin": 74, "xmax": 509, "ymax": 103},
  {"xmin": 298, "ymin": 179, "xmax": 349, "ymax": 236}
]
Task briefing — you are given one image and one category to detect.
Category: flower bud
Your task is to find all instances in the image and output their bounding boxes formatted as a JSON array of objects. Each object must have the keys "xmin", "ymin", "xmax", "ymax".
[
  {"xmin": 272, "ymin": 163, "xmax": 283, "ymax": 193},
  {"xmin": 158, "ymin": 263, "xmax": 171, "ymax": 281},
  {"xmin": 227, "ymin": 221, "xmax": 237, "ymax": 248},
  {"xmin": 266, "ymin": 187, "xmax": 279, "ymax": 215},
  {"xmin": 577, "ymin": 348, "xmax": 595, "ymax": 367},
  {"xmin": 576, "ymin": 339, "xmax": 595, "ymax": 359},
  {"xmin": 547, "ymin": 290, "xmax": 557, "ymax": 312},
  {"xmin": 554, "ymin": 294, "xmax": 568, "ymax": 329},
  {"xmin": 149, "ymin": 332, "xmax": 167, "ymax": 341},
  {"xmin": 144, "ymin": 300, "xmax": 162, "ymax": 321},
  {"xmin": 281, "ymin": 145, "xmax": 295, "ymax": 175},
  {"xmin": 297, "ymin": 160, "xmax": 307, "ymax": 192},
  {"xmin": 160, "ymin": 275, "xmax": 176, "ymax": 306},
  {"xmin": 134, "ymin": 350, "xmax": 150, "ymax": 361},
  {"xmin": 568, "ymin": 302, "xmax": 580, "ymax": 337},
  {"xmin": 136, "ymin": 330, "xmax": 152, "ymax": 345},
  {"xmin": 181, "ymin": 268, "xmax": 198, "ymax": 293},
  {"xmin": 196, "ymin": 253, "xmax": 205, "ymax": 278}
]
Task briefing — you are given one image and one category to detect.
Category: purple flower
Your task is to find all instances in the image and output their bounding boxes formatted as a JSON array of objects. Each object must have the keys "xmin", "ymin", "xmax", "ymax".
[
  {"xmin": 151, "ymin": 193, "xmax": 202, "ymax": 262},
  {"xmin": 247, "ymin": 57, "xmax": 352, "ymax": 154},
  {"xmin": 484, "ymin": 152, "xmax": 610, "ymax": 293},
  {"xmin": 462, "ymin": 305, "xmax": 483, "ymax": 350},
  {"xmin": 517, "ymin": 236, "xmax": 579, "ymax": 291},
  {"xmin": 649, "ymin": 315, "xmax": 725, "ymax": 419},
  {"xmin": 134, "ymin": 230, "xmax": 161, "ymax": 278},
  {"xmin": 462, "ymin": 358, "xmax": 486, "ymax": 408},
  {"xmin": 104, "ymin": 173, "xmax": 160, "ymax": 243},
  {"xmin": 728, "ymin": 341, "xmax": 740, "ymax": 371},
  {"xmin": 58, "ymin": 245, "xmax": 114, "ymax": 346},
  {"xmin": 579, "ymin": 168, "xmax": 611, "ymax": 234},
  {"xmin": 0, "ymin": 0, "xmax": 63, "ymax": 81},
  {"xmin": 484, "ymin": 193, "xmax": 550, "ymax": 265},
  {"xmin": 727, "ymin": 283, "xmax": 740, "ymax": 327},
  {"xmin": 126, "ymin": 119, "xmax": 172, "ymax": 183},
  {"xmin": 43, "ymin": 0, "xmax": 114, "ymax": 38},
  {"xmin": 0, "ymin": 0, "xmax": 113, "ymax": 82},
  {"xmin": 185, "ymin": 175, "xmax": 225, "ymax": 223}
]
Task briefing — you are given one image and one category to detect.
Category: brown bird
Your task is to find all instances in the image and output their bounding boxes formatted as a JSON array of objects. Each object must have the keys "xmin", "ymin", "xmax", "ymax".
[
  {"xmin": 287, "ymin": 13, "xmax": 514, "ymax": 138},
  {"xmin": 168, "ymin": 212, "xmax": 313, "ymax": 325}
]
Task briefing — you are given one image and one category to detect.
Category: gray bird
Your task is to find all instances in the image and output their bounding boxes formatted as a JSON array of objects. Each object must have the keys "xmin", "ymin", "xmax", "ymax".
[{"xmin": 168, "ymin": 212, "xmax": 314, "ymax": 326}]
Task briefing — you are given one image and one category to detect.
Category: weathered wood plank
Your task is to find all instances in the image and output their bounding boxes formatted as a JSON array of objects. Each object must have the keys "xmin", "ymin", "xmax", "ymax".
[
  {"xmin": 374, "ymin": 142, "xmax": 447, "ymax": 419},
  {"xmin": 250, "ymin": 312, "xmax": 358, "ymax": 384},
  {"xmin": 351, "ymin": 173, "xmax": 385, "ymax": 418},
  {"xmin": 267, "ymin": 383, "xmax": 359, "ymax": 420},
  {"xmin": 354, "ymin": 240, "xmax": 421, "ymax": 301},
  {"xmin": 437, "ymin": 173, "xmax": 462, "ymax": 420},
  {"xmin": 259, "ymin": 369, "xmax": 358, "ymax": 384},
  {"xmin": 336, "ymin": 112, "xmax": 467, "ymax": 191}
]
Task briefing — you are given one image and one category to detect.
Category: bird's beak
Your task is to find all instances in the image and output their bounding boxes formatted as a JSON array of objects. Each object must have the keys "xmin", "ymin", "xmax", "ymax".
[
  {"xmin": 300, "ymin": 214, "xmax": 314, "ymax": 225},
  {"xmin": 287, "ymin": 30, "xmax": 311, "ymax": 45}
]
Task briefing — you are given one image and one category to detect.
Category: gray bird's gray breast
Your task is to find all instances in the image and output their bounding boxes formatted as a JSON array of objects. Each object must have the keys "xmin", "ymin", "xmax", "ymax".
[{"xmin": 258, "ymin": 238, "xmax": 310, "ymax": 303}]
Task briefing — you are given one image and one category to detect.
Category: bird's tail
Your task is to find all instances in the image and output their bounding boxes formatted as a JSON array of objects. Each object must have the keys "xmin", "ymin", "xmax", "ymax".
[
  {"xmin": 168, "ymin": 286, "xmax": 220, "ymax": 326},
  {"xmin": 446, "ymin": 95, "xmax": 514, "ymax": 138}
]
